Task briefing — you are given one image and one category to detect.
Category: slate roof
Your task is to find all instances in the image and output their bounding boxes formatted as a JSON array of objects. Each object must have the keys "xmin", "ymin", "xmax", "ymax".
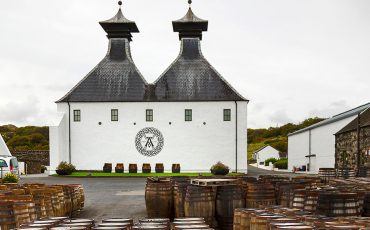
[
  {"xmin": 288, "ymin": 102, "xmax": 370, "ymax": 136},
  {"xmin": 57, "ymin": 6, "xmax": 247, "ymax": 103},
  {"xmin": 153, "ymin": 38, "xmax": 246, "ymax": 101},
  {"xmin": 335, "ymin": 107, "xmax": 370, "ymax": 135},
  {"xmin": 57, "ymin": 38, "xmax": 147, "ymax": 102}
]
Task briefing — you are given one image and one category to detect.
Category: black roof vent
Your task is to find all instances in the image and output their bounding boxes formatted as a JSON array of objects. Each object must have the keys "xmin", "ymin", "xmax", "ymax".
[
  {"xmin": 172, "ymin": 6, "xmax": 208, "ymax": 40},
  {"xmin": 99, "ymin": 3, "xmax": 139, "ymax": 41}
]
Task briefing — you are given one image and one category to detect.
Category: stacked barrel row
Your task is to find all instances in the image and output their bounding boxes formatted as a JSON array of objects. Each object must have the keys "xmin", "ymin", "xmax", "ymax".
[
  {"xmin": 0, "ymin": 183, "xmax": 84, "ymax": 230},
  {"xmin": 233, "ymin": 206, "xmax": 370, "ymax": 230},
  {"xmin": 145, "ymin": 177, "xmax": 246, "ymax": 230},
  {"xmin": 16, "ymin": 217, "xmax": 213, "ymax": 230}
]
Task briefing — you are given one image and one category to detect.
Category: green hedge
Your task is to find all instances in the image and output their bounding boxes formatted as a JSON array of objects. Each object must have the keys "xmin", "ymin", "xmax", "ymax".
[
  {"xmin": 274, "ymin": 158, "xmax": 288, "ymax": 169},
  {"xmin": 264, "ymin": 158, "xmax": 278, "ymax": 166}
]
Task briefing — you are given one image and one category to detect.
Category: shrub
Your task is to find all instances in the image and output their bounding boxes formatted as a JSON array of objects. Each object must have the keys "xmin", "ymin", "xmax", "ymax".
[
  {"xmin": 2, "ymin": 172, "xmax": 19, "ymax": 183},
  {"xmin": 56, "ymin": 161, "xmax": 76, "ymax": 175},
  {"xmin": 211, "ymin": 162, "xmax": 230, "ymax": 175},
  {"xmin": 274, "ymin": 158, "xmax": 288, "ymax": 169},
  {"xmin": 264, "ymin": 158, "xmax": 278, "ymax": 166},
  {"xmin": 41, "ymin": 165, "xmax": 47, "ymax": 173}
]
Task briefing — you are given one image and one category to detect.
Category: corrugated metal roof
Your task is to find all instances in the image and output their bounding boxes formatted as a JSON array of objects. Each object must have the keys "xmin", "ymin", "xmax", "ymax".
[{"xmin": 288, "ymin": 102, "xmax": 370, "ymax": 136}]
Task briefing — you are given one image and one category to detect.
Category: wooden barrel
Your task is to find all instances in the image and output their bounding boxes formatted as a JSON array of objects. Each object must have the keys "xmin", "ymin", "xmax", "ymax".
[
  {"xmin": 184, "ymin": 185, "xmax": 216, "ymax": 227},
  {"xmin": 62, "ymin": 185, "xmax": 73, "ymax": 217},
  {"xmin": 0, "ymin": 201, "xmax": 16, "ymax": 230},
  {"xmin": 102, "ymin": 218, "xmax": 134, "ymax": 225},
  {"xmin": 316, "ymin": 192, "xmax": 360, "ymax": 217},
  {"xmin": 277, "ymin": 183, "xmax": 305, "ymax": 207},
  {"xmin": 103, "ymin": 163, "xmax": 112, "ymax": 173},
  {"xmin": 2, "ymin": 194, "xmax": 37, "ymax": 222},
  {"xmin": 233, "ymin": 208, "xmax": 243, "ymax": 230},
  {"xmin": 143, "ymin": 164, "xmax": 152, "ymax": 173},
  {"xmin": 240, "ymin": 208, "xmax": 265, "ymax": 230},
  {"xmin": 145, "ymin": 180, "xmax": 173, "ymax": 218},
  {"xmin": 303, "ymin": 190, "xmax": 319, "ymax": 212},
  {"xmin": 155, "ymin": 164, "xmax": 165, "ymax": 173},
  {"xmin": 98, "ymin": 223, "xmax": 131, "ymax": 228},
  {"xmin": 269, "ymin": 223, "xmax": 306, "ymax": 230},
  {"xmin": 172, "ymin": 164, "xmax": 181, "ymax": 173},
  {"xmin": 133, "ymin": 225, "xmax": 169, "ymax": 230},
  {"xmin": 337, "ymin": 168, "xmax": 356, "ymax": 179},
  {"xmin": 292, "ymin": 189, "xmax": 306, "ymax": 209},
  {"xmin": 246, "ymin": 182, "xmax": 275, "ymax": 208},
  {"xmin": 216, "ymin": 185, "xmax": 245, "ymax": 230},
  {"xmin": 249, "ymin": 214, "xmax": 283, "ymax": 230},
  {"xmin": 318, "ymin": 168, "xmax": 337, "ymax": 183},
  {"xmin": 129, "ymin": 164, "xmax": 138, "ymax": 173},
  {"xmin": 275, "ymin": 226, "xmax": 313, "ymax": 230},
  {"xmin": 28, "ymin": 189, "xmax": 47, "ymax": 219},
  {"xmin": 115, "ymin": 163, "xmax": 124, "ymax": 173},
  {"xmin": 172, "ymin": 178, "xmax": 190, "ymax": 218},
  {"xmin": 362, "ymin": 192, "xmax": 370, "ymax": 217}
]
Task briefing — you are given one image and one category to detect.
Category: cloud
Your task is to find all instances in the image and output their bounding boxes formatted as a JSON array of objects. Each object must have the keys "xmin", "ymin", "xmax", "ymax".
[
  {"xmin": 268, "ymin": 110, "xmax": 294, "ymax": 126},
  {"xmin": 308, "ymin": 100, "xmax": 351, "ymax": 118}
]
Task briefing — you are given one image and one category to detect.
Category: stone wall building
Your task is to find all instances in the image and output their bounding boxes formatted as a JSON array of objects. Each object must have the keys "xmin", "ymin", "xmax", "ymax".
[{"xmin": 335, "ymin": 107, "xmax": 370, "ymax": 170}]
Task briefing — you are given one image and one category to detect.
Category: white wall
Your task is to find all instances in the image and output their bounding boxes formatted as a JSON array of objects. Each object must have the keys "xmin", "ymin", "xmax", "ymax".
[
  {"xmin": 256, "ymin": 146, "xmax": 280, "ymax": 166},
  {"xmin": 50, "ymin": 101, "xmax": 248, "ymax": 173},
  {"xmin": 288, "ymin": 115, "xmax": 357, "ymax": 173},
  {"xmin": 0, "ymin": 135, "xmax": 11, "ymax": 156}
]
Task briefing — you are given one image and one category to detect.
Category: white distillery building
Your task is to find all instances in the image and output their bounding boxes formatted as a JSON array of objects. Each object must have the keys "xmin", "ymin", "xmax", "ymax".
[
  {"xmin": 288, "ymin": 102, "xmax": 370, "ymax": 173},
  {"xmin": 252, "ymin": 145, "xmax": 280, "ymax": 166},
  {"xmin": 49, "ymin": 4, "xmax": 248, "ymax": 174}
]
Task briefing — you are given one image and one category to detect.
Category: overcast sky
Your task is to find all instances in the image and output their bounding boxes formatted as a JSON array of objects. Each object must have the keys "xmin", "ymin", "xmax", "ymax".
[{"xmin": 0, "ymin": 0, "xmax": 369, "ymax": 128}]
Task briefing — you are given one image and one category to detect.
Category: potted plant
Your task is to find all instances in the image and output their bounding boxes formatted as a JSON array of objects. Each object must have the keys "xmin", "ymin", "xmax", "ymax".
[
  {"xmin": 41, "ymin": 165, "xmax": 47, "ymax": 174},
  {"xmin": 2, "ymin": 172, "xmax": 19, "ymax": 184},
  {"xmin": 210, "ymin": 162, "xmax": 230, "ymax": 176},
  {"xmin": 56, "ymin": 161, "xmax": 76, "ymax": 176}
]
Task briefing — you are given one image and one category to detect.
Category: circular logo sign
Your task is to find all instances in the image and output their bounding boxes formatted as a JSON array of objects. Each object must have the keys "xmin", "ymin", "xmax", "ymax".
[{"xmin": 135, "ymin": 127, "xmax": 164, "ymax": 157}]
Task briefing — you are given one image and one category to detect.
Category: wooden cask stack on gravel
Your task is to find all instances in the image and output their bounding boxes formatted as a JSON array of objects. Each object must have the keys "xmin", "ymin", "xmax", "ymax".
[{"xmin": 0, "ymin": 183, "xmax": 85, "ymax": 230}]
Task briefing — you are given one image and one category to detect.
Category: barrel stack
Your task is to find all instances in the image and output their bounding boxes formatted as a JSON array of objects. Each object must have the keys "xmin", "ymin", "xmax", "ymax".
[{"xmin": 0, "ymin": 183, "xmax": 85, "ymax": 229}]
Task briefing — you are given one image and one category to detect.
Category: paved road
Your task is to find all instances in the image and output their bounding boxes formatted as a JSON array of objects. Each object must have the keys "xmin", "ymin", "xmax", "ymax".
[{"xmin": 20, "ymin": 166, "xmax": 299, "ymax": 221}]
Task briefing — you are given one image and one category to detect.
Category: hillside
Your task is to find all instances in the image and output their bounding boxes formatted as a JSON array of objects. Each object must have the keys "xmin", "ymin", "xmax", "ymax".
[
  {"xmin": 0, "ymin": 125, "xmax": 49, "ymax": 151},
  {"xmin": 247, "ymin": 117, "xmax": 324, "ymax": 160}
]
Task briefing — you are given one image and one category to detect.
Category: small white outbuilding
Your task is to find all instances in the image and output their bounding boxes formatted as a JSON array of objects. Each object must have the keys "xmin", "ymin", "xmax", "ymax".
[
  {"xmin": 0, "ymin": 135, "xmax": 11, "ymax": 157},
  {"xmin": 288, "ymin": 103, "xmax": 370, "ymax": 173},
  {"xmin": 253, "ymin": 145, "xmax": 280, "ymax": 166}
]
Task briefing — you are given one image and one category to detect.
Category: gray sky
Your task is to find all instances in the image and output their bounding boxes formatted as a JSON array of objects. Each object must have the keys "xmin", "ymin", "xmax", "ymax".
[{"xmin": 0, "ymin": 0, "xmax": 369, "ymax": 128}]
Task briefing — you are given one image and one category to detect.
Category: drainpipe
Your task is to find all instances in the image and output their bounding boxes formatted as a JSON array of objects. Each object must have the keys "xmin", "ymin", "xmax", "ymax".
[
  {"xmin": 68, "ymin": 102, "xmax": 71, "ymax": 164},
  {"xmin": 308, "ymin": 129, "xmax": 311, "ymax": 172},
  {"xmin": 235, "ymin": 101, "xmax": 238, "ymax": 173},
  {"xmin": 357, "ymin": 113, "xmax": 361, "ymax": 171}
]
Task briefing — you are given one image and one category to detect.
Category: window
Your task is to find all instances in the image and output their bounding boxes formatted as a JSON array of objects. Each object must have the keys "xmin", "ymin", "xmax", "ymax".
[
  {"xmin": 224, "ymin": 109, "xmax": 231, "ymax": 121},
  {"xmin": 146, "ymin": 109, "xmax": 153, "ymax": 122},
  {"xmin": 185, "ymin": 109, "xmax": 192, "ymax": 121},
  {"xmin": 111, "ymin": 109, "xmax": 119, "ymax": 121},
  {"xmin": 73, "ymin": 110, "xmax": 81, "ymax": 122}
]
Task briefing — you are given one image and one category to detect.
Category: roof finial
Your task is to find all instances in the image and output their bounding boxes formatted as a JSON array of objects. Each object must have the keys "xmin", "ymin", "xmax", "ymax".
[
  {"xmin": 118, "ymin": 0, "xmax": 122, "ymax": 8},
  {"xmin": 188, "ymin": 0, "xmax": 192, "ymax": 7}
]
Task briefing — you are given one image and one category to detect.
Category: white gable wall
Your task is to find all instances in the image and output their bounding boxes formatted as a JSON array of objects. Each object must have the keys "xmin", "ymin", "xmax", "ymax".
[
  {"xmin": 0, "ymin": 135, "xmax": 11, "ymax": 156},
  {"xmin": 50, "ymin": 101, "xmax": 248, "ymax": 174},
  {"xmin": 288, "ymin": 115, "xmax": 357, "ymax": 173},
  {"xmin": 255, "ymin": 146, "xmax": 280, "ymax": 166}
]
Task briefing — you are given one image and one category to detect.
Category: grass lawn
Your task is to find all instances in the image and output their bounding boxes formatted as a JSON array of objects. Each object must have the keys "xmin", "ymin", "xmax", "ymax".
[{"xmin": 52, "ymin": 172, "xmax": 245, "ymax": 177}]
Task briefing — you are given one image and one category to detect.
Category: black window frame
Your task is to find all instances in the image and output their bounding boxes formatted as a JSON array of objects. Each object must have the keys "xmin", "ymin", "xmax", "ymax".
[
  {"xmin": 185, "ymin": 109, "xmax": 192, "ymax": 122},
  {"xmin": 73, "ymin": 110, "xmax": 81, "ymax": 122},
  {"xmin": 111, "ymin": 109, "xmax": 119, "ymax": 122},
  {"xmin": 146, "ymin": 109, "xmax": 153, "ymax": 122},
  {"xmin": 224, "ymin": 109, "xmax": 231, "ymax": 121}
]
